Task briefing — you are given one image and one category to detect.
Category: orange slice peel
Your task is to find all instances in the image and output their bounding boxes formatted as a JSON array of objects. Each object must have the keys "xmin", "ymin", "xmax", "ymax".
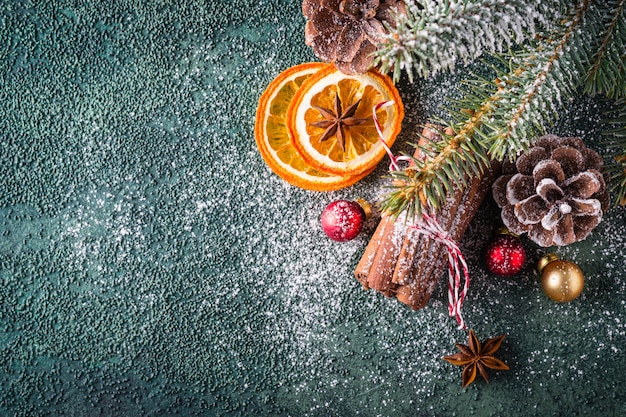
[
  {"xmin": 254, "ymin": 62, "xmax": 403, "ymax": 191},
  {"xmin": 287, "ymin": 65, "xmax": 404, "ymax": 176}
]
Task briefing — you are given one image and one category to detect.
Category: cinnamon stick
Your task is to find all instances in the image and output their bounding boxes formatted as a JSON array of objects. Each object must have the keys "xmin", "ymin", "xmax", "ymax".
[
  {"xmin": 365, "ymin": 218, "xmax": 406, "ymax": 297},
  {"xmin": 354, "ymin": 214, "xmax": 395, "ymax": 289},
  {"xmin": 395, "ymin": 156, "xmax": 501, "ymax": 310},
  {"xmin": 395, "ymin": 170, "xmax": 482, "ymax": 309},
  {"xmin": 391, "ymin": 126, "xmax": 454, "ymax": 287},
  {"xmin": 354, "ymin": 137, "xmax": 427, "ymax": 294},
  {"xmin": 354, "ymin": 124, "xmax": 500, "ymax": 311},
  {"xmin": 391, "ymin": 227, "xmax": 422, "ymax": 286}
]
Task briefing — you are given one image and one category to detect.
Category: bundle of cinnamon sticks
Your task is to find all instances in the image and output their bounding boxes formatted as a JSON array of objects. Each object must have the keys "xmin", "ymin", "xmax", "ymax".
[{"xmin": 354, "ymin": 126, "xmax": 500, "ymax": 310}]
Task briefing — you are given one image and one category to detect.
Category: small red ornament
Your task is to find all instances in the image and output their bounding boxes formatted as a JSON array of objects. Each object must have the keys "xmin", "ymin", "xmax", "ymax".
[
  {"xmin": 484, "ymin": 228, "xmax": 526, "ymax": 276},
  {"xmin": 320, "ymin": 198, "xmax": 371, "ymax": 242}
]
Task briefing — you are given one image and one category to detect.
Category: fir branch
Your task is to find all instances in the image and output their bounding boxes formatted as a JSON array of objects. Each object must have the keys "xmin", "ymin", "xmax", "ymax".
[
  {"xmin": 603, "ymin": 100, "xmax": 626, "ymax": 205},
  {"xmin": 380, "ymin": 0, "xmax": 626, "ymax": 217},
  {"xmin": 374, "ymin": 0, "xmax": 561, "ymax": 83},
  {"xmin": 484, "ymin": 3, "xmax": 589, "ymax": 160},
  {"xmin": 583, "ymin": 0, "xmax": 626, "ymax": 99},
  {"xmin": 380, "ymin": 126, "xmax": 490, "ymax": 219},
  {"xmin": 380, "ymin": 1, "xmax": 592, "ymax": 218}
]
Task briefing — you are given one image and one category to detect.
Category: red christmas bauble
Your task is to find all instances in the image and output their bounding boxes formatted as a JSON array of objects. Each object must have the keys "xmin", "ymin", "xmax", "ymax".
[
  {"xmin": 484, "ymin": 233, "xmax": 526, "ymax": 276},
  {"xmin": 320, "ymin": 199, "xmax": 366, "ymax": 242}
]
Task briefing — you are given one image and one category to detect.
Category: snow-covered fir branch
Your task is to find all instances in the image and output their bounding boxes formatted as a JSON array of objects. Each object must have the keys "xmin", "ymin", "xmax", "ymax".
[
  {"xmin": 374, "ymin": 0, "xmax": 562, "ymax": 82},
  {"xmin": 604, "ymin": 99, "xmax": 626, "ymax": 206},
  {"xmin": 449, "ymin": 0, "xmax": 625, "ymax": 161},
  {"xmin": 380, "ymin": 0, "xmax": 593, "ymax": 216},
  {"xmin": 583, "ymin": 0, "xmax": 626, "ymax": 98},
  {"xmin": 482, "ymin": 24, "xmax": 585, "ymax": 160}
]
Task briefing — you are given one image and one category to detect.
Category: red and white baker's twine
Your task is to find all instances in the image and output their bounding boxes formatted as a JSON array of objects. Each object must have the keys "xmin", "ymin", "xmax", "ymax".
[
  {"xmin": 373, "ymin": 101, "xmax": 470, "ymax": 330},
  {"xmin": 412, "ymin": 213, "xmax": 470, "ymax": 330},
  {"xmin": 372, "ymin": 101, "xmax": 412, "ymax": 171}
]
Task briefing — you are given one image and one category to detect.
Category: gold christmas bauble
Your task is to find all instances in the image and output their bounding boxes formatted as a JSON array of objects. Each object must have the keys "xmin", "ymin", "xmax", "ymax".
[{"xmin": 538, "ymin": 254, "xmax": 584, "ymax": 302}]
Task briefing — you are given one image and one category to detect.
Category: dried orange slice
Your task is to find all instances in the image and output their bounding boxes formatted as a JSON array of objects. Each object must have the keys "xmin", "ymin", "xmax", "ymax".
[
  {"xmin": 287, "ymin": 65, "xmax": 403, "ymax": 176},
  {"xmin": 255, "ymin": 62, "xmax": 373, "ymax": 191}
]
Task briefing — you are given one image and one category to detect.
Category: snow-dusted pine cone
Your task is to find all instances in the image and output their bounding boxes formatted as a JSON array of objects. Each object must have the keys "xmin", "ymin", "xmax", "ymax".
[
  {"xmin": 492, "ymin": 135, "xmax": 610, "ymax": 247},
  {"xmin": 302, "ymin": 0, "xmax": 407, "ymax": 74}
]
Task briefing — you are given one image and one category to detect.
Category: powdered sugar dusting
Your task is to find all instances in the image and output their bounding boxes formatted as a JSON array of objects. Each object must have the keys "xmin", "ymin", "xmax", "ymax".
[{"xmin": 1, "ymin": 1, "xmax": 625, "ymax": 416}]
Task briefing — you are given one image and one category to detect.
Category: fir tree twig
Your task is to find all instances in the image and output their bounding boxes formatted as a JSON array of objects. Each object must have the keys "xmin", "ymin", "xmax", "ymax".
[
  {"xmin": 379, "ymin": 0, "xmax": 626, "ymax": 218},
  {"xmin": 583, "ymin": 0, "xmax": 626, "ymax": 98},
  {"xmin": 374, "ymin": 0, "xmax": 561, "ymax": 83},
  {"xmin": 603, "ymin": 100, "xmax": 626, "ymax": 205},
  {"xmin": 380, "ymin": 1, "xmax": 591, "ymax": 218}
]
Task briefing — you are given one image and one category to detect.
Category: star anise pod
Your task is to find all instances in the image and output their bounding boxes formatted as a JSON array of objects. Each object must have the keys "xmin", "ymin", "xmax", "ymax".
[
  {"xmin": 310, "ymin": 93, "xmax": 368, "ymax": 152},
  {"xmin": 443, "ymin": 329, "xmax": 509, "ymax": 388}
]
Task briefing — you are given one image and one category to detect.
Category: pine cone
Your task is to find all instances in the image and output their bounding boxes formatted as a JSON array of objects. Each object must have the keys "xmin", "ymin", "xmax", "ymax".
[
  {"xmin": 492, "ymin": 135, "xmax": 610, "ymax": 247},
  {"xmin": 302, "ymin": 0, "xmax": 407, "ymax": 74}
]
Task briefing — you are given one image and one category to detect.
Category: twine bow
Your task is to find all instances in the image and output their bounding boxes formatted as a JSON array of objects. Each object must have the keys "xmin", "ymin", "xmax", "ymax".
[{"xmin": 373, "ymin": 101, "xmax": 470, "ymax": 329}]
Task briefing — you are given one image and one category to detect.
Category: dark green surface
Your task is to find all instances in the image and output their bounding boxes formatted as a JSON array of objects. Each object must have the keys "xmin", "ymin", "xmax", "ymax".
[{"xmin": 1, "ymin": 1, "xmax": 625, "ymax": 416}]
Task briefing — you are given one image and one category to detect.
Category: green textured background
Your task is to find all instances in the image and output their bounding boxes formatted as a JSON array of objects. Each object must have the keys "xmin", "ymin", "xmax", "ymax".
[{"xmin": 1, "ymin": 1, "xmax": 625, "ymax": 416}]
